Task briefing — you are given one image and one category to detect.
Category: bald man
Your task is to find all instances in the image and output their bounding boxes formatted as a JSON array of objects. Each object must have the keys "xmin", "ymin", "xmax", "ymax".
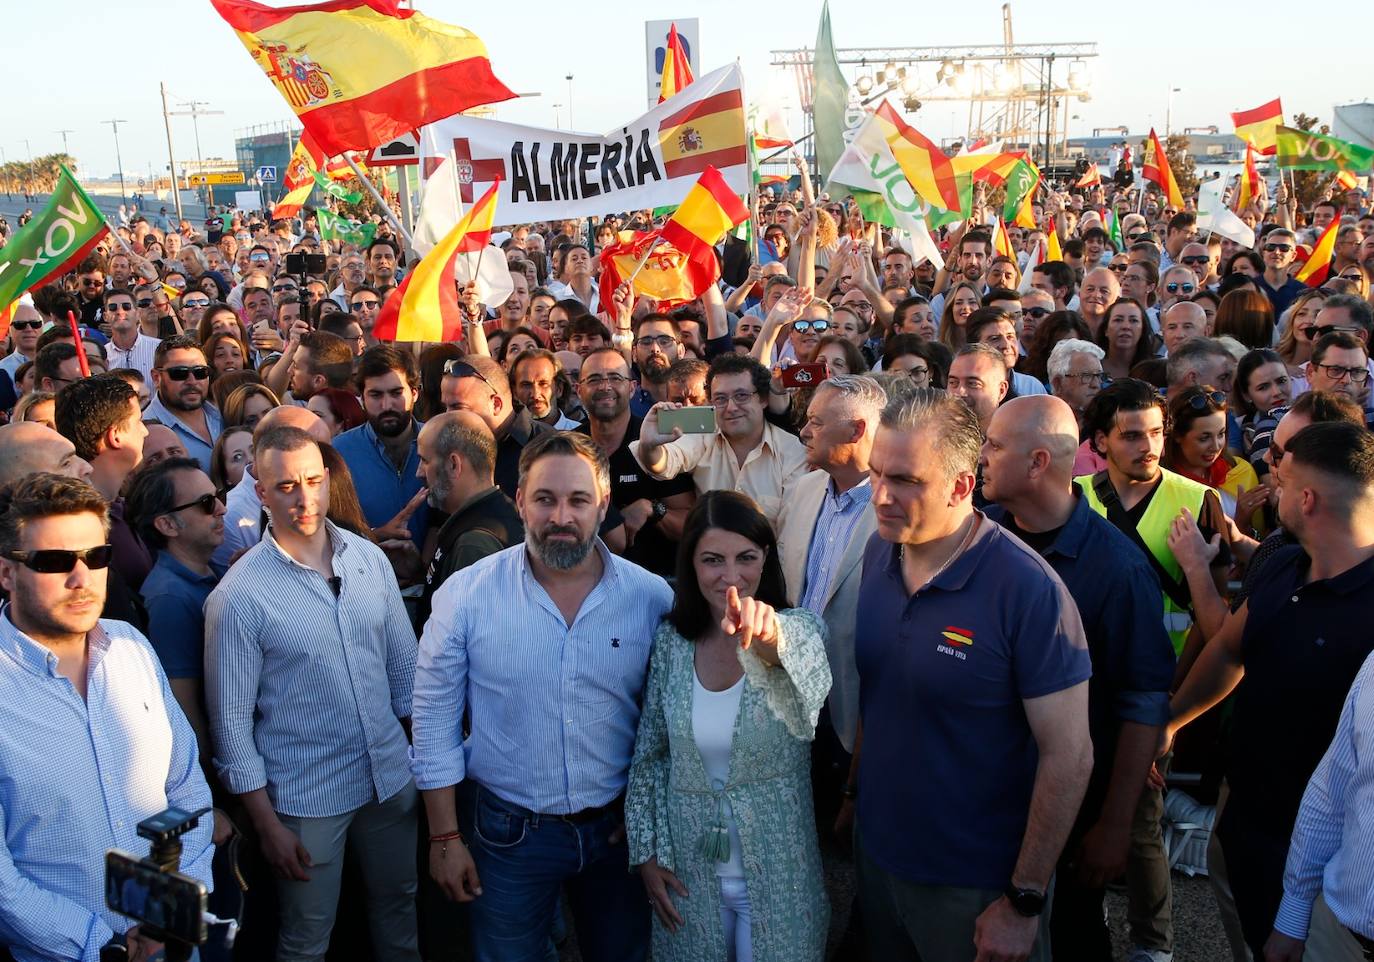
[
  {"xmin": 1161, "ymin": 301, "xmax": 1208, "ymax": 355},
  {"xmin": 1078, "ymin": 266, "xmax": 1122, "ymax": 339},
  {"xmin": 0, "ymin": 422, "xmax": 93, "ymax": 486},
  {"xmin": 213, "ymin": 405, "xmax": 332, "ymax": 568},
  {"xmin": 980, "ymin": 396, "xmax": 1176, "ymax": 962},
  {"xmin": 414, "ymin": 411, "xmax": 522, "ymax": 629}
]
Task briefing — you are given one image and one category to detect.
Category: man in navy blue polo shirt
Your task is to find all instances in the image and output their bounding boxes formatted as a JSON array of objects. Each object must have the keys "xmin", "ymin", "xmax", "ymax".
[
  {"xmin": 981, "ymin": 396, "xmax": 1176, "ymax": 961},
  {"xmin": 852, "ymin": 388, "xmax": 1094, "ymax": 962},
  {"xmin": 1167, "ymin": 421, "xmax": 1374, "ymax": 958}
]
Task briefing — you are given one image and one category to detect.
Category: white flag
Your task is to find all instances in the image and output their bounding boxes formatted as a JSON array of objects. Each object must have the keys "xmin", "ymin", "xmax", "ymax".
[
  {"xmin": 1196, "ymin": 177, "xmax": 1255, "ymax": 250},
  {"xmin": 414, "ymin": 142, "xmax": 514, "ymax": 309}
]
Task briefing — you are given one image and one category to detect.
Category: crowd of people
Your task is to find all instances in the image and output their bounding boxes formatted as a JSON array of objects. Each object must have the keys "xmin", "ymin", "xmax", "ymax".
[{"xmin": 1, "ymin": 153, "xmax": 1374, "ymax": 962}]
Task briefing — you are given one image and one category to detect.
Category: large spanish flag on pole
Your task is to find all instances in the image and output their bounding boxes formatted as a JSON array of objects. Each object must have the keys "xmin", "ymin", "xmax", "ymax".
[
  {"xmin": 1231, "ymin": 99, "xmax": 1284, "ymax": 156},
  {"xmin": 211, "ymin": 0, "xmax": 516, "ymax": 157},
  {"xmin": 372, "ymin": 182, "xmax": 499, "ymax": 343},
  {"xmin": 1294, "ymin": 214, "xmax": 1341, "ymax": 288},
  {"xmin": 658, "ymin": 24, "xmax": 694, "ymax": 103},
  {"xmin": 1142, "ymin": 128, "xmax": 1185, "ymax": 209}
]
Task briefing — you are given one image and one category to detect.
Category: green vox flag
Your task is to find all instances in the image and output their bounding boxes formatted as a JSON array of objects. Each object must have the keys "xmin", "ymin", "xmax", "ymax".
[
  {"xmin": 1275, "ymin": 126, "xmax": 1374, "ymax": 173},
  {"xmin": 812, "ymin": 1, "xmax": 848, "ymax": 189},
  {"xmin": 0, "ymin": 166, "xmax": 110, "ymax": 312},
  {"xmin": 317, "ymin": 209, "xmax": 376, "ymax": 248},
  {"xmin": 1001, "ymin": 156, "xmax": 1042, "ymax": 228},
  {"xmin": 313, "ymin": 169, "xmax": 363, "ymax": 204}
]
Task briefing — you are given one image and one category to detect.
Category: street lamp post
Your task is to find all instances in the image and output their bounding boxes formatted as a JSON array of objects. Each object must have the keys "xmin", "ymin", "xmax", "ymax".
[
  {"xmin": 104, "ymin": 120, "xmax": 128, "ymax": 206},
  {"xmin": 566, "ymin": 74, "xmax": 574, "ymax": 129},
  {"xmin": 1165, "ymin": 87, "xmax": 1181, "ymax": 139}
]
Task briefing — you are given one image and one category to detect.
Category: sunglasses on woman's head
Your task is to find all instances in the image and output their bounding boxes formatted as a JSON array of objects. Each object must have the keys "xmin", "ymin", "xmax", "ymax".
[{"xmin": 1187, "ymin": 391, "xmax": 1227, "ymax": 410}]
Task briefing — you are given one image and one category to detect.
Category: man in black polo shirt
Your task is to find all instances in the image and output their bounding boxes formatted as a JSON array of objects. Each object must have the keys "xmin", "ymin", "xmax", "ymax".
[
  {"xmin": 575, "ymin": 348, "xmax": 694, "ymax": 576},
  {"xmin": 414, "ymin": 411, "xmax": 523, "ymax": 630},
  {"xmin": 981, "ymin": 396, "xmax": 1175, "ymax": 961},
  {"xmin": 1167, "ymin": 421, "xmax": 1374, "ymax": 957},
  {"xmin": 438, "ymin": 354, "xmax": 552, "ymax": 498}
]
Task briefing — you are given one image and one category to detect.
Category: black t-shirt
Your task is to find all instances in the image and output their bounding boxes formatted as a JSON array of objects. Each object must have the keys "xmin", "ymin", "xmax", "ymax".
[
  {"xmin": 416, "ymin": 486, "xmax": 524, "ymax": 631},
  {"xmin": 577, "ymin": 416, "xmax": 694, "ymax": 576}
]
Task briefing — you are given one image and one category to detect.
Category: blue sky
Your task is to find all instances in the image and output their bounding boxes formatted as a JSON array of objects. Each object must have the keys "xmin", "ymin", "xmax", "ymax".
[{"xmin": 2, "ymin": 0, "xmax": 1365, "ymax": 179}]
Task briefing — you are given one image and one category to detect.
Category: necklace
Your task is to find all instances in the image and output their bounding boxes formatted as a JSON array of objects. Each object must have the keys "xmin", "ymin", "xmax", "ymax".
[{"xmin": 900, "ymin": 512, "xmax": 980, "ymax": 590}]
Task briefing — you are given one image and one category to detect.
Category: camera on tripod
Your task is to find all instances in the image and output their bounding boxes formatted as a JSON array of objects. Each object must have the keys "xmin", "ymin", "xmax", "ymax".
[{"xmin": 104, "ymin": 806, "xmax": 210, "ymax": 959}]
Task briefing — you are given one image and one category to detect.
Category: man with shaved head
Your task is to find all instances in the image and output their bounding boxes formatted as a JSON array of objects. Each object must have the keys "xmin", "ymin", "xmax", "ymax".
[
  {"xmin": 980, "ymin": 395, "xmax": 1176, "ymax": 961},
  {"xmin": 414, "ymin": 410, "xmax": 522, "ymax": 629},
  {"xmin": 0, "ymin": 421, "xmax": 93, "ymax": 486},
  {"xmin": 213, "ymin": 404, "xmax": 331, "ymax": 568},
  {"xmin": 1161, "ymin": 300, "xmax": 1208, "ymax": 355},
  {"xmin": 1078, "ymin": 266, "xmax": 1121, "ymax": 340}
]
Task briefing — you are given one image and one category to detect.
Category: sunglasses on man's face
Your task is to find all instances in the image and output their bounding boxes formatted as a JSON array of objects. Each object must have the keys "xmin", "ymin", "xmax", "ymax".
[
  {"xmin": 1024, "ymin": 307, "xmax": 1051, "ymax": 319},
  {"xmin": 1264, "ymin": 243, "xmax": 1294, "ymax": 253},
  {"xmin": 5, "ymin": 544, "xmax": 114, "ymax": 574},
  {"xmin": 1180, "ymin": 256, "xmax": 1210, "ymax": 265},
  {"xmin": 1312, "ymin": 324, "xmax": 1362, "ymax": 340},
  {"xmin": 1165, "ymin": 282, "xmax": 1196, "ymax": 294},
  {"xmin": 163, "ymin": 493, "xmax": 219, "ymax": 516},
  {"xmin": 160, "ymin": 365, "xmax": 211, "ymax": 381},
  {"xmin": 10, "ymin": 320, "xmax": 42, "ymax": 331}
]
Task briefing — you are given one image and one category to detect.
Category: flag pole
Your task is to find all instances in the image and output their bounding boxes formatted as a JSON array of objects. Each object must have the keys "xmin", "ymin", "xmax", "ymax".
[
  {"xmin": 626, "ymin": 236, "xmax": 664, "ymax": 286},
  {"xmin": 344, "ymin": 154, "xmax": 414, "ymax": 248}
]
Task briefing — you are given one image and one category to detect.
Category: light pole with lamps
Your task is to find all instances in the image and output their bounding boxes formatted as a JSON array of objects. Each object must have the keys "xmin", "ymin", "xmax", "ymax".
[
  {"xmin": 1165, "ymin": 87, "xmax": 1181, "ymax": 139},
  {"xmin": 104, "ymin": 119, "xmax": 128, "ymax": 206}
]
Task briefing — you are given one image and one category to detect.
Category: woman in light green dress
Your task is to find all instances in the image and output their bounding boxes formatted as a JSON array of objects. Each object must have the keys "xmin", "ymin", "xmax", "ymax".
[{"xmin": 627, "ymin": 491, "xmax": 832, "ymax": 962}]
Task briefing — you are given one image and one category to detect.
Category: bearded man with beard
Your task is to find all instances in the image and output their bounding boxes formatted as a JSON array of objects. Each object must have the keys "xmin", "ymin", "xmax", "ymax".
[
  {"xmin": 145, "ymin": 334, "xmax": 223, "ymax": 473},
  {"xmin": 334, "ymin": 345, "xmax": 429, "ymax": 544},
  {"xmin": 629, "ymin": 313, "xmax": 684, "ymax": 417},
  {"xmin": 410, "ymin": 431, "xmax": 673, "ymax": 961}
]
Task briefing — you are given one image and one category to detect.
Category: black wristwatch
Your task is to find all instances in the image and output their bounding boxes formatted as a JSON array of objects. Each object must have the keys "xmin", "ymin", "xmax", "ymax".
[
  {"xmin": 1004, "ymin": 884, "xmax": 1047, "ymax": 917},
  {"xmin": 644, "ymin": 500, "xmax": 668, "ymax": 527}
]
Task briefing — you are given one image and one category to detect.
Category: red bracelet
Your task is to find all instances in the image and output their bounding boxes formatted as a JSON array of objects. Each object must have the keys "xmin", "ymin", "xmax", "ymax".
[{"xmin": 429, "ymin": 830, "xmax": 464, "ymax": 844}]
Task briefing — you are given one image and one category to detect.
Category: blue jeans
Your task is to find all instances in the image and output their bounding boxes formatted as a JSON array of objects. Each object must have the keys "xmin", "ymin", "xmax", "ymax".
[{"xmin": 460, "ymin": 783, "xmax": 649, "ymax": 962}]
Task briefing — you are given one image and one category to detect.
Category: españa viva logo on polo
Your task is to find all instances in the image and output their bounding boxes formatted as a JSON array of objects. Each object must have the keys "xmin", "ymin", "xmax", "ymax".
[{"xmin": 941, "ymin": 626, "xmax": 973, "ymax": 646}]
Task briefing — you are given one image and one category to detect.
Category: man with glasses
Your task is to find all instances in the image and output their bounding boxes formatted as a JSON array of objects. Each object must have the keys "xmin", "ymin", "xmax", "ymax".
[
  {"xmin": 1019, "ymin": 289, "xmax": 1056, "ymax": 346},
  {"xmin": 320, "ymin": 312, "xmax": 368, "ymax": 358},
  {"xmin": 1048, "ymin": 339, "xmax": 1106, "ymax": 429},
  {"xmin": 125, "ymin": 458, "xmax": 228, "ymax": 765},
  {"xmin": 348, "ymin": 285, "xmax": 384, "ymax": 347},
  {"xmin": 633, "ymin": 353, "xmax": 807, "ymax": 529},
  {"xmin": 968, "ymin": 309, "xmax": 1046, "ymax": 399},
  {"xmin": 1312, "ymin": 293, "xmax": 1374, "ymax": 349},
  {"xmin": 271, "ymin": 276, "xmax": 300, "ymax": 306},
  {"xmin": 576, "ymin": 348, "xmax": 694, "ymax": 575},
  {"xmin": 1157, "ymin": 265, "xmax": 1199, "ymax": 314},
  {"xmin": 1258, "ymin": 227, "xmax": 1308, "ymax": 317},
  {"xmin": 145, "ymin": 335, "xmax": 223, "ymax": 473},
  {"xmin": 628, "ymin": 313, "xmax": 683, "ymax": 416},
  {"xmin": 102, "ymin": 288, "xmax": 160, "ymax": 382},
  {"xmin": 35, "ymin": 342, "xmax": 85, "ymax": 395},
  {"xmin": 74, "ymin": 255, "xmax": 107, "ymax": 326},
  {"xmin": 1, "ymin": 302, "xmax": 44, "ymax": 384},
  {"xmin": 0, "ymin": 471, "xmax": 214, "ymax": 962},
  {"xmin": 1307, "ymin": 332, "xmax": 1374, "ymax": 427},
  {"xmin": 440, "ymin": 354, "xmax": 554, "ymax": 499},
  {"xmin": 331, "ymin": 252, "xmax": 368, "ymax": 308},
  {"xmin": 133, "ymin": 281, "xmax": 177, "ymax": 339},
  {"xmin": 1178, "ymin": 242, "xmax": 1218, "ymax": 290}
]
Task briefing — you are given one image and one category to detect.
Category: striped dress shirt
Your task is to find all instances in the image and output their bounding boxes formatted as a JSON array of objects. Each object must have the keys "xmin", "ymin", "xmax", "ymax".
[
  {"xmin": 205, "ymin": 521, "xmax": 417, "ymax": 818},
  {"xmin": 103, "ymin": 332, "xmax": 160, "ymax": 383},
  {"xmin": 1275, "ymin": 649, "xmax": 1374, "ymax": 941},
  {"xmin": 0, "ymin": 611, "xmax": 213, "ymax": 962},
  {"xmin": 799, "ymin": 477, "xmax": 873, "ymax": 616},
  {"xmin": 411, "ymin": 541, "xmax": 673, "ymax": 814}
]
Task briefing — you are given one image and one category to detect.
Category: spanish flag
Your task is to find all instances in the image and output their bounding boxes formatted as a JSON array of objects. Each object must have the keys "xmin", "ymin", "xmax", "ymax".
[
  {"xmin": 658, "ymin": 24, "xmax": 694, "ymax": 103},
  {"xmin": 988, "ymin": 217, "xmax": 1015, "ymax": 264},
  {"xmin": 1233, "ymin": 140, "xmax": 1263, "ymax": 213},
  {"xmin": 1074, "ymin": 164, "xmax": 1102, "ymax": 188},
  {"xmin": 1142, "ymin": 128, "xmax": 1185, "ymax": 209},
  {"xmin": 876, "ymin": 101, "xmax": 997, "ymax": 216},
  {"xmin": 657, "ymin": 84, "xmax": 747, "ymax": 180},
  {"xmin": 1231, "ymin": 98, "xmax": 1284, "ymax": 156},
  {"xmin": 372, "ymin": 182, "xmax": 499, "ymax": 343},
  {"xmin": 1046, "ymin": 223, "xmax": 1063, "ymax": 262},
  {"xmin": 212, "ymin": 0, "xmax": 516, "ymax": 157},
  {"xmin": 1295, "ymin": 213, "xmax": 1340, "ymax": 288}
]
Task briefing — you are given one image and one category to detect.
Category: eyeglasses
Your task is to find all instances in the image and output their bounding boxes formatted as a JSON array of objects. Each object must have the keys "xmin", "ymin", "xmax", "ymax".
[
  {"xmin": 710, "ymin": 390, "xmax": 759, "ymax": 408},
  {"xmin": 164, "ymin": 493, "xmax": 219, "ymax": 516},
  {"xmin": 1108, "ymin": 263, "xmax": 1129, "ymax": 273},
  {"xmin": 1180, "ymin": 256, "xmax": 1210, "ymax": 265},
  {"xmin": 1264, "ymin": 243, "xmax": 1294, "ymax": 253},
  {"xmin": 159, "ymin": 365, "xmax": 211, "ymax": 381},
  {"xmin": 181, "ymin": 298, "xmax": 210, "ymax": 308},
  {"xmin": 792, "ymin": 320, "xmax": 830, "ymax": 333},
  {"xmin": 1315, "ymin": 363, "xmax": 1370, "ymax": 384},
  {"xmin": 1165, "ymin": 282, "xmax": 1197, "ymax": 294},
  {"xmin": 4, "ymin": 544, "xmax": 114, "ymax": 573},
  {"xmin": 444, "ymin": 359, "xmax": 500, "ymax": 395},
  {"xmin": 1186, "ymin": 391, "xmax": 1228, "ymax": 409},
  {"xmin": 105, "ymin": 303, "xmax": 134, "ymax": 313},
  {"xmin": 582, "ymin": 373, "xmax": 630, "ymax": 388},
  {"xmin": 1339, "ymin": 272, "xmax": 1365, "ymax": 282},
  {"xmin": 136, "ymin": 298, "xmax": 155, "ymax": 308},
  {"xmin": 1312, "ymin": 324, "xmax": 1361, "ymax": 339},
  {"xmin": 10, "ymin": 319, "xmax": 42, "ymax": 331},
  {"xmin": 350, "ymin": 299, "xmax": 380, "ymax": 311},
  {"xmin": 272, "ymin": 284, "xmax": 297, "ymax": 293},
  {"xmin": 80, "ymin": 278, "xmax": 104, "ymax": 288},
  {"xmin": 1024, "ymin": 307, "xmax": 1051, "ymax": 319},
  {"xmin": 1127, "ymin": 232, "xmax": 1148, "ymax": 241},
  {"xmin": 635, "ymin": 335, "xmax": 677, "ymax": 349},
  {"xmin": 1063, "ymin": 371, "xmax": 1105, "ymax": 385}
]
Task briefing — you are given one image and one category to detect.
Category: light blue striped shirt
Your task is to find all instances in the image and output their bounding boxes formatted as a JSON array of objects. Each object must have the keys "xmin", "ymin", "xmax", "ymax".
[
  {"xmin": 143, "ymin": 396, "xmax": 223, "ymax": 474},
  {"xmin": 205, "ymin": 521, "xmax": 417, "ymax": 818},
  {"xmin": 1275, "ymin": 648, "xmax": 1374, "ymax": 941},
  {"xmin": 800, "ymin": 477, "xmax": 872, "ymax": 616},
  {"xmin": 411, "ymin": 540, "xmax": 673, "ymax": 813},
  {"xmin": 0, "ymin": 610, "xmax": 213, "ymax": 962}
]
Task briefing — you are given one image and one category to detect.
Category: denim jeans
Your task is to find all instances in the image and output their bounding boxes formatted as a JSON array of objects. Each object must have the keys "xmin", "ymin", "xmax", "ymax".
[{"xmin": 460, "ymin": 783, "xmax": 649, "ymax": 962}]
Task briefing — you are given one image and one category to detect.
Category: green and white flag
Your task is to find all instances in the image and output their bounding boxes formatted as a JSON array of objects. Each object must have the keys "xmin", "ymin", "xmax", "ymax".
[
  {"xmin": 313, "ymin": 170, "xmax": 363, "ymax": 204},
  {"xmin": 812, "ymin": 2, "xmax": 848, "ymax": 188},
  {"xmin": 827, "ymin": 114, "xmax": 944, "ymax": 270},
  {"xmin": 0, "ymin": 166, "xmax": 109, "ymax": 312},
  {"xmin": 317, "ymin": 208, "xmax": 376, "ymax": 248}
]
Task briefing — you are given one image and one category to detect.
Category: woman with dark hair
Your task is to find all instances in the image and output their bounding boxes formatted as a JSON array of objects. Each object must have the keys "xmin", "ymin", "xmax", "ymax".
[
  {"xmin": 1096, "ymin": 298, "xmax": 1155, "ymax": 381},
  {"xmin": 198, "ymin": 302, "xmax": 248, "ymax": 345},
  {"xmin": 1213, "ymin": 288, "xmax": 1276, "ymax": 349},
  {"xmin": 307, "ymin": 387, "xmax": 367, "ymax": 437},
  {"xmin": 1162, "ymin": 385, "xmax": 1266, "ymax": 532},
  {"xmin": 814, "ymin": 333, "xmax": 868, "ymax": 376},
  {"xmin": 1224, "ymin": 249, "xmax": 1264, "ymax": 278},
  {"xmin": 499, "ymin": 326, "xmax": 541, "ymax": 370},
  {"xmin": 310, "ymin": 295, "xmax": 342, "ymax": 327},
  {"xmin": 628, "ymin": 491, "xmax": 831, "ymax": 962},
  {"xmin": 205, "ymin": 331, "xmax": 249, "ymax": 378},
  {"xmin": 416, "ymin": 343, "xmax": 464, "ymax": 422},
  {"xmin": 1217, "ymin": 273, "xmax": 1258, "ymax": 300},
  {"xmin": 1023, "ymin": 310, "xmax": 1091, "ymax": 384},
  {"xmin": 209, "ymin": 425, "xmax": 253, "ymax": 498},
  {"xmin": 881, "ymin": 333, "xmax": 948, "ymax": 388},
  {"xmin": 1232, "ymin": 348, "xmax": 1292, "ymax": 478},
  {"xmin": 318, "ymin": 443, "xmax": 375, "ymax": 541},
  {"xmin": 891, "ymin": 295, "xmax": 937, "ymax": 340}
]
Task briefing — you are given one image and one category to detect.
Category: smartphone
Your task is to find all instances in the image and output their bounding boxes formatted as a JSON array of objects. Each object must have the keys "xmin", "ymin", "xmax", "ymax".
[
  {"xmin": 779, "ymin": 363, "xmax": 828, "ymax": 389},
  {"xmin": 105, "ymin": 851, "xmax": 207, "ymax": 945},
  {"xmin": 658, "ymin": 406, "xmax": 717, "ymax": 435}
]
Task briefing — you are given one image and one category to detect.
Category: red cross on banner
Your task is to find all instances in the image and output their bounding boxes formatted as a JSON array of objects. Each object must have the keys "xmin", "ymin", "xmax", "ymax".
[{"xmin": 426, "ymin": 137, "xmax": 506, "ymax": 204}]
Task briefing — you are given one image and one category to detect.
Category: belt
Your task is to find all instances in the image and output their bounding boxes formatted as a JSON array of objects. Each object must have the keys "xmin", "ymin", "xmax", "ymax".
[{"xmin": 478, "ymin": 784, "xmax": 623, "ymax": 826}]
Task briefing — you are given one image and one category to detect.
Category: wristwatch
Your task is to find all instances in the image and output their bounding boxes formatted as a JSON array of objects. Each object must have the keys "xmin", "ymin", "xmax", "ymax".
[
  {"xmin": 1004, "ymin": 884, "xmax": 1047, "ymax": 917},
  {"xmin": 643, "ymin": 499, "xmax": 668, "ymax": 527}
]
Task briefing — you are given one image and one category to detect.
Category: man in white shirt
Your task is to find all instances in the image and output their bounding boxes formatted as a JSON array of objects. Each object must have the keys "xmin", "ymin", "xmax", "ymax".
[{"xmin": 102, "ymin": 289, "xmax": 160, "ymax": 383}]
